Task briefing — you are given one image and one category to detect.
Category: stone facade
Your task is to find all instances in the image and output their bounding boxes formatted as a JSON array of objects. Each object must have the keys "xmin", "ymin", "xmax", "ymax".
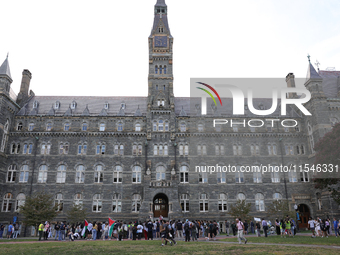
[{"xmin": 0, "ymin": 0, "xmax": 340, "ymax": 235}]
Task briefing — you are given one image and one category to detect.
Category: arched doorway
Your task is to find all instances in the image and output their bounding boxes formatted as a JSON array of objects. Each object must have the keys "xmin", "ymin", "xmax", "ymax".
[
  {"xmin": 298, "ymin": 204, "xmax": 310, "ymax": 229},
  {"xmin": 153, "ymin": 193, "xmax": 168, "ymax": 218}
]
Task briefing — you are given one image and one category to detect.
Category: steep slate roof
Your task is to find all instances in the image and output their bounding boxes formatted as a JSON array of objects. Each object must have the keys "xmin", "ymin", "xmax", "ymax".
[
  {"xmin": 319, "ymin": 70, "xmax": 340, "ymax": 98},
  {"xmin": 306, "ymin": 62, "xmax": 322, "ymax": 80},
  {"xmin": 16, "ymin": 96, "xmax": 148, "ymax": 116},
  {"xmin": 174, "ymin": 98, "xmax": 300, "ymax": 117},
  {"xmin": 155, "ymin": 0, "xmax": 167, "ymax": 7},
  {"xmin": 0, "ymin": 55, "xmax": 12, "ymax": 80}
]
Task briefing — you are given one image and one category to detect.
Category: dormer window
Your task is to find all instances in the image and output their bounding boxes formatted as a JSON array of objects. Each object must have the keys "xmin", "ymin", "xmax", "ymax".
[
  {"xmin": 54, "ymin": 101, "xmax": 60, "ymax": 110},
  {"xmin": 64, "ymin": 123, "xmax": 70, "ymax": 131},
  {"xmin": 71, "ymin": 101, "xmax": 77, "ymax": 110},
  {"xmin": 28, "ymin": 123, "xmax": 35, "ymax": 131},
  {"xmin": 33, "ymin": 101, "xmax": 39, "ymax": 108},
  {"xmin": 158, "ymin": 27, "xmax": 164, "ymax": 33},
  {"xmin": 104, "ymin": 102, "xmax": 109, "ymax": 109},
  {"xmin": 17, "ymin": 123, "xmax": 23, "ymax": 131},
  {"xmin": 118, "ymin": 123, "xmax": 123, "ymax": 132},
  {"xmin": 99, "ymin": 123, "xmax": 105, "ymax": 132},
  {"xmin": 121, "ymin": 103, "xmax": 126, "ymax": 110}
]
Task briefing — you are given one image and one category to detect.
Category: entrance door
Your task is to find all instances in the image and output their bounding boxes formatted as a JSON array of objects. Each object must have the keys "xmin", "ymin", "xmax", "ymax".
[
  {"xmin": 153, "ymin": 194, "xmax": 168, "ymax": 218},
  {"xmin": 298, "ymin": 204, "xmax": 310, "ymax": 229}
]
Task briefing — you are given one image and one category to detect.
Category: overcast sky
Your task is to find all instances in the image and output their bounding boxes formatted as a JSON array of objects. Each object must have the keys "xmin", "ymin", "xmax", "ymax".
[{"xmin": 1, "ymin": 0, "xmax": 340, "ymax": 98}]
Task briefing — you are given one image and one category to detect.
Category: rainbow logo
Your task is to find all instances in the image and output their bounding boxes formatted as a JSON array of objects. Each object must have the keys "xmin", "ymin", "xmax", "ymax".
[{"xmin": 196, "ymin": 82, "xmax": 223, "ymax": 106}]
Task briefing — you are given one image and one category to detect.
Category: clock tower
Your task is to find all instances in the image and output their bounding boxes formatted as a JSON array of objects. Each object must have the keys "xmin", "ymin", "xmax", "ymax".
[{"xmin": 148, "ymin": 0, "xmax": 174, "ymax": 112}]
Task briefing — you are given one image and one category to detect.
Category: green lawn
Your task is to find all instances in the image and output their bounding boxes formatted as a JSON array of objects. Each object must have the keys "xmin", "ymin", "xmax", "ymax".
[
  {"xmin": 0, "ymin": 238, "xmax": 37, "ymax": 242},
  {"xmin": 0, "ymin": 240, "xmax": 339, "ymax": 255},
  {"xmin": 220, "ymin": 235, "xmax": 340, "ymax": 246}
]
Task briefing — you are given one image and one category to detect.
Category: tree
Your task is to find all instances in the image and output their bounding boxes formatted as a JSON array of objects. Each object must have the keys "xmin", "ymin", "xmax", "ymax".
[
  {"xmin": 313, "ymin": 122, "xmax": 340, "ymax": 205},
  {"xmin": 229, "ymin": 199, "xmax": 252, "ymax": 222},
  {"xmin": 19, "ymin": 192, "xmax": 59, "ymax": 235},
  {"xmin": 266, "ymin": 200, "xmax": 295, "ymax": 221},
  {"xmin": 66, "ymin": 204, "xmax": 88, "ymax": 225}
]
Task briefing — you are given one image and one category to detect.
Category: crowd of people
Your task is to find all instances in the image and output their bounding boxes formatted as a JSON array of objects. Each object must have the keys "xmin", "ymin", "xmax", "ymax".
[
  {"xmin": 308, "ymin": 217, "xmax": 339, "ymax": 238},
  {"xmin": 0, "ymin": 222, "xmax": 20, "ymax": 239},
  {"xmin": 1, "ymin": 216, "xmax": 339, "ymax": 245}
]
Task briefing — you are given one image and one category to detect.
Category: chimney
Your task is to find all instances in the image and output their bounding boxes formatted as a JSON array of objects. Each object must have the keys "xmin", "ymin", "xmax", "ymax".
[
  {"xmin": 16, "ymin": 69, "xmax": 32, "ymax": 106},
  {"xmin": 285, "ymin": 73, "xmax": 297, "ymax": 98}
]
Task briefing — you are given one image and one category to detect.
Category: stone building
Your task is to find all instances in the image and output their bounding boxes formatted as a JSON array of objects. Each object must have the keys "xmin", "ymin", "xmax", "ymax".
[{"xmin": 0, "ymin": 0, "xmax": 339, "ymax": 234}]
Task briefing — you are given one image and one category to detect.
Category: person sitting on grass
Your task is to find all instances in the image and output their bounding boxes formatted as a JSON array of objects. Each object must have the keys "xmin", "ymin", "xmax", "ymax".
[{"xmin": 67, "ymin": 229, "xmax": 74, "ymax": 241}]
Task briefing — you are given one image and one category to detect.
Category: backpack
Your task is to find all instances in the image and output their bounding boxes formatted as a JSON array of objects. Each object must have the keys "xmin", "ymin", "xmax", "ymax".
[
  {"xmin": 124, "ymin": 225, "xmax": 128, "ymax": 231},
  {"xmin": 184, "ymin": 223, "xmax": 189, "ymax": 231},
  {"xmin": 212, "ymin": 224, "xmax": 217, "ymax": 232},
  {"xmin": 282, "ymin": 223, "xmax": 286, "ymax": 229},
  {"xmin": 177, "ymin": 222, "xmax": 182, "ymax": 230}
]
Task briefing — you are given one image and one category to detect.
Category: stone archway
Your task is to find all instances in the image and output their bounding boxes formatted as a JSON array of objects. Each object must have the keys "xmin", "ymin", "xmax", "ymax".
[
  {"xmin": 153, "ymin": 193, "xmax": 168, "ymax": 218},
  {"xmin": 298, "ymin": 204, "xmax": 310, "ymax": 229}
]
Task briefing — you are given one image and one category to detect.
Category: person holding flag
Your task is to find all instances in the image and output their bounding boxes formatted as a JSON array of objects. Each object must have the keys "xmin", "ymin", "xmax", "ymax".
[
  {"xmin": 108, "ymin": 218, "xmax": 116, "ymax": 240},
  {"xmin": 81, "ymin": 220, "xmax": 88, "ymax": 239}
]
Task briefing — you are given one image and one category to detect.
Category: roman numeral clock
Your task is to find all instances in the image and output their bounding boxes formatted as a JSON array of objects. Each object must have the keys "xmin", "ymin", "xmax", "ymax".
[{"xmin": 154, "ymin": 36, "xmax": 168, "ymax": 47}]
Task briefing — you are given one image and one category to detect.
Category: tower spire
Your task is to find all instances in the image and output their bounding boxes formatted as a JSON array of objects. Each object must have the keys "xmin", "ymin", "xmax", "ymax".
[
  {"xmin": 0, "ymin": 54, "xmax": 12, "ymax": 81},
  {"xmin": 151, "ymin": 0, "xmax": 171, "ymax": 37},
  {"xmin": 155, "ymin": 0, "xmax": 167, "ymax": 7}
]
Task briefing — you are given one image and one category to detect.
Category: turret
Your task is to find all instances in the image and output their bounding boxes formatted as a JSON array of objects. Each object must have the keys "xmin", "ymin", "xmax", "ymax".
[{"xmin": 0, "ymin": 54, "xmax": 13, "ymax": 96}]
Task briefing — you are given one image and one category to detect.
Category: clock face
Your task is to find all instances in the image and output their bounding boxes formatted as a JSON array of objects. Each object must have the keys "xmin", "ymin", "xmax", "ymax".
[{"xmin": 154, "ymin": 36, "xmax": 168, "ymax": 47}]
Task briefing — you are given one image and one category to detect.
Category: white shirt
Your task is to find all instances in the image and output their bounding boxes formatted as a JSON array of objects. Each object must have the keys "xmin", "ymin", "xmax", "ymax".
[
  {"xmin": 137, "ymin": 224, "xmax": 143, "ymax": 233},
  {"xmin": 88, "ymin": 223, "xmax": 93, "ymax": 231},
  {"xmin": 308, "ymin": 220, "xmax": 315, "ymax": 228}
]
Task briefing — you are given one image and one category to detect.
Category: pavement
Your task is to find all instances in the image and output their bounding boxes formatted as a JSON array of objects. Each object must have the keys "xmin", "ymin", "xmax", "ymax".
[{"xmin": 1, "ymin": 233, "xmax": 340, "ymax": 249}]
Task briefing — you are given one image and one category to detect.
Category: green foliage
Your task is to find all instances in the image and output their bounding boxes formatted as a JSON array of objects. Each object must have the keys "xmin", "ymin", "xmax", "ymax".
[
  {"xmin": 229, "ymin": 199, "xmax": 252, "ymax": 222},
  {"xmin": 19, "ymin": 192, "xmax": 59, "ymax": 235},
  {"xmin": 313, "ymin": 122, "xmax": 340, "ymax": 205},
  {"xmin": 266, "ymin": 200, "xmax": 295, "ymax": 221},
  {"xmin": 66, "ymin": 204, "xmax": 88, "ymax": 224}
]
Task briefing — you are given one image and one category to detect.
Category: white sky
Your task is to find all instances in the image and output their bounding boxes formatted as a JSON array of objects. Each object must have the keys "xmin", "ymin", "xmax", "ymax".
[{"xmin": 1, "ymin": 0, "xmax": 340, "ymax": 98}]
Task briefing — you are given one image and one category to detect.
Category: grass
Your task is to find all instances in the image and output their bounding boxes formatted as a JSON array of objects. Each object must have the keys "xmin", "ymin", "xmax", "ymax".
[
  {"xmin": 0, "ymin": 238, "xmax": 38, "ymax": 242},
  {"xmin": 220, "ymin": 235, "xmax": 340, "ymax": 246},
  {"xmin": 0, "ymin": 240, "xmax": 339, "ymax": 255}
]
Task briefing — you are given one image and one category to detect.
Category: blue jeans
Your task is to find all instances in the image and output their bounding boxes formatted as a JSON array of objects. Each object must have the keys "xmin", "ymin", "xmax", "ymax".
[
  {"xmin": 92, "ymin": 229, "xmax": 97, "ymax": 240},
  {"xmin": 0, "ymin": 230, "xmax": 3, "ymax": 238},
  {"xmin": 55, "ymin": 230, "xmax": 60, "ymax": 240},
  {"xmin": 60, "ymin": 230, "xmax": 65, "ymax": 240},
  {"xmin": 335, "ymin": 228, "xmax": 338, "ymax": 236}
]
